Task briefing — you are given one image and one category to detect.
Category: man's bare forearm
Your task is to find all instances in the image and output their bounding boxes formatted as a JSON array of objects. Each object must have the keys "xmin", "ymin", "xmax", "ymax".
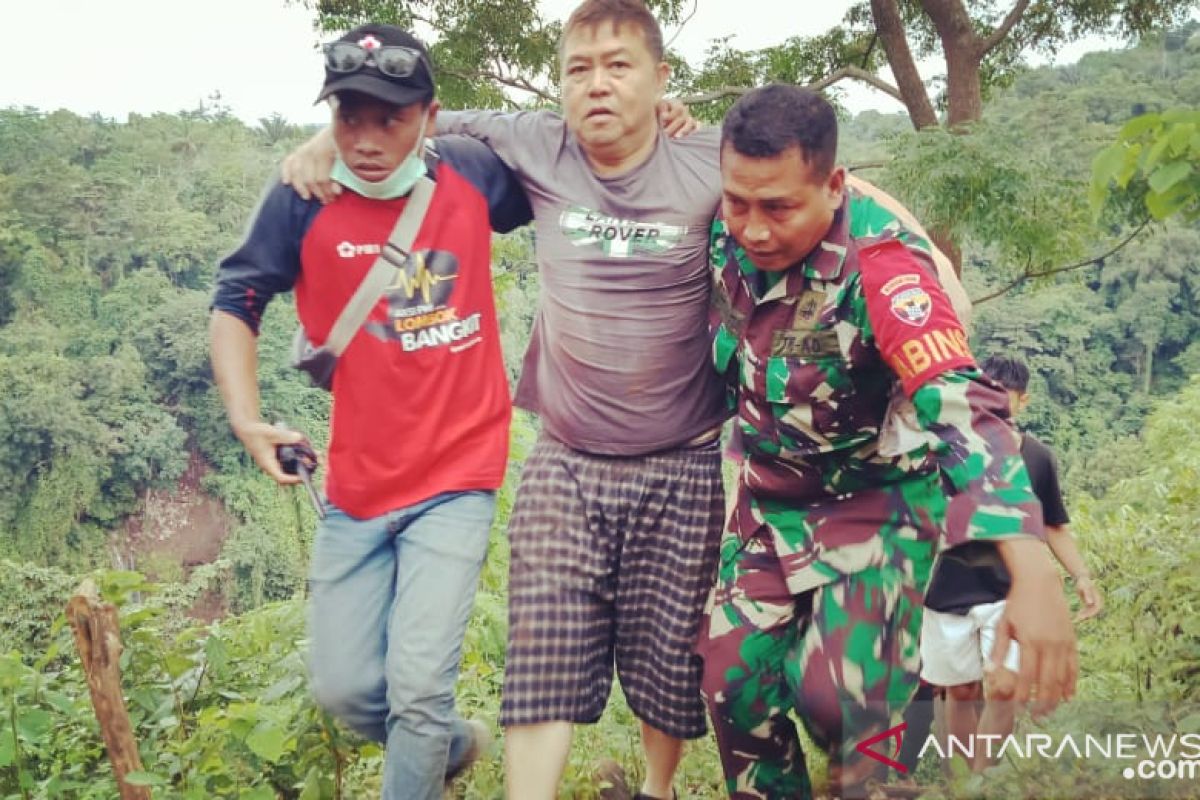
[
  {"xmin": 995, "ymin": 537, "xmax": 1059, "ymax": 587},
  {"xmin": 209, "ymin": 310, "xmax": 262, "ymax": 434},
  {"xmin": 1045, "ymin": 524, "xmax": 1091, "ymax": 581}
]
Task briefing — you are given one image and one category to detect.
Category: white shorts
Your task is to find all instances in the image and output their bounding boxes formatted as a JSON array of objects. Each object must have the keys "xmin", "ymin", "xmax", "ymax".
[{"xmin": 920, "ymin": 600, "xmax": 1021, "ymax": 686}]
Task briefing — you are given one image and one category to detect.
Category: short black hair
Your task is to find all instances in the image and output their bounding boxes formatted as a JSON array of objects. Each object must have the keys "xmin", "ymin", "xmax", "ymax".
[
  {"xmin": 720, "ymin": 84, "xmax": 838, "ymax": 177},
  {"xmin": 981, "ymin": 355, "xmax": 1030, "ymax": 393}
]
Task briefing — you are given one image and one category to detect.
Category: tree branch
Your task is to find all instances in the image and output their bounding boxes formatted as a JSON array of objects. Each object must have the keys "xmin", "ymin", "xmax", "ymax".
[
  {"xmin": 664, "ymin": 0, "xmax": 700, "ymax": 52},
  {"xmin": 439, "ymin": 66, "xmax": 558, "ymax": 105},
  {"xmin": 411, "ymin": 11, "xmax": 454, "ymax": 38},
  {"xmin": 679, "ymin": 86, "xmax": 751, "ymax": 104},
  {"xmin": 848, "ymin": 160, "xmax": 889, "ymax": 172},
  {"xmin": 681, "ymin": 66, "xmax": 904, "ymax": 106},
  {"xmin": 859, "ymin": 32, "xmax": 879, "ymax": 70},
  {"xmin": 810, "ymin": 65, "xmax": 904, "ymax": 103},
  {"xmin": 972, "ymin": 219, "xmax": 1152, "ymax": 305},
  {"xmin": 978, "ymin": 0, "xmax": 1032, "ymax": 57},
  {"xmin": 409, "ymin": 10, "xmax": 558, "ymax": 104}
]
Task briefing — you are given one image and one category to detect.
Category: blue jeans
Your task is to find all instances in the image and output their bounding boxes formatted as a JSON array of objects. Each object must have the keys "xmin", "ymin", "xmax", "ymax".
[{"xmin": 307, "ymin": 490, "xmax": 495, "ymax": 800}]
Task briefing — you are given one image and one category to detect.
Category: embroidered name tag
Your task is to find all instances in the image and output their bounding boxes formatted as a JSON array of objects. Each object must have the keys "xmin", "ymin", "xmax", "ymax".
[{"xmin": 772, "ymin": 328, "xmax": 841, "ymax": 358}]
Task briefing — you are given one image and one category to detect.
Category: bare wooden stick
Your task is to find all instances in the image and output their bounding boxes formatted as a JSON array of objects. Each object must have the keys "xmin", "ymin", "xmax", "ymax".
[{"xmin": 65, "ymin": 579, "xmax": 151, "ymax": 800}]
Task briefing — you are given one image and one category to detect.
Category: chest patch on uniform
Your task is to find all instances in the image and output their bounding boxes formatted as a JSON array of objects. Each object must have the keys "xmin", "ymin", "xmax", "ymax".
[
  {"xmin": 889, "ymin": 285, "xmax": 932, "ymax": 327},
  {"xmin": 790, "ymin": 290, "xmax": 826, "ymax": 329}
]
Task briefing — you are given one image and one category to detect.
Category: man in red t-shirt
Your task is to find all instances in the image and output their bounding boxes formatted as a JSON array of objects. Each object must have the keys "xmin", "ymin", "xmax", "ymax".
[{"xmin": 209, "ymin": 24, "xmax": 530, "ymax": 800}]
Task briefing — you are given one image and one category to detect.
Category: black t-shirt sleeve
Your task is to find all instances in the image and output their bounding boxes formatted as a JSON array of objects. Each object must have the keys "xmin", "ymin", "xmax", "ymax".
[
  {"xmin": 211, "ymin": 179, "xmax": 317, "ymax": 334},
  {"xmin": 1021, "ymin": 433, "xmax": 1070, "ymax": 526}
]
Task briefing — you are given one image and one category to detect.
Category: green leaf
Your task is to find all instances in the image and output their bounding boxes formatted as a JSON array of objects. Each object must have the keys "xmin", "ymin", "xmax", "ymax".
[
  {"xmin": 1148, "ymin": 161, "xmax": 1193, "ymax": 193},
  {"xmin": 204, "ymin": 634, "xmax": 230, "ymax": 674},
  {"xmin": 41, "ymin": 690, "xmax": 75, "ymax": 715},
  {"xmin": 1146, "ymin": 184, "xmax": 1191, "ymax": 220},
  {"xmin": 1116, "ymin": 143, "xmax": 1143, "ymax": 186},
  {"xmin": 299, "ymin": 766, "xmax": 323, "ymax": 800},
  {"xmin": 1143, "ymin": 133, "xmax": 1173, "ymax": 171},
  {"xmin": 96, "ymin": 570, "xmax": 156, "ymax": 605},
  {"xmin": 1092, "ymin": 143, "xmax": 1127, "ymax": 186},
  {"xmin": 123, "ymin": 771, "xmax": 167, "ymax": 787},
  {"xmin": 240, "ymin": 785, "xmax": 277, "ymax": 800},
  {"xmin": 1168, "ymin": 123, "xmax": 1197, "ymax": 156},
  {"xmin": 163, "ymin": 653, "xmax": 194, "ymax": 679},
  {"xmin": 260, "ymin": 674, "xmax": 303, "ymax": 704},
  {"xmin": 1119, "ymin": 113, "xmax": 1162, "ymax": 141},
  {"xmin": 16, "ymin": 709, "xmax": 53, "ymax": 742},
  {"xmin": 0, "ymin": 654, "xmax": 27, "ymax": 687},
  {"xmin": 0, "ymin": 733, "xmax": 14, "ymax": 768},
  {"xmin": 245, "ymin": 721, "xmax": 287, "ymax": 763}
]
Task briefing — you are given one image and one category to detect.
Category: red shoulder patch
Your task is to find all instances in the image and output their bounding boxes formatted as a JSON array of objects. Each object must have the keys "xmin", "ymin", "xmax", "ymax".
[{"xmin": 858, "ymin": 239, "xmax": 975, "ymax": 396}]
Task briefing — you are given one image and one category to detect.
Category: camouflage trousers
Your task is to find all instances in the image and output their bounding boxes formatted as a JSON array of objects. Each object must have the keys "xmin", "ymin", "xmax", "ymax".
[{"xmin": 698, "ymin": 529, "xmax": 928, "ymax": 800}]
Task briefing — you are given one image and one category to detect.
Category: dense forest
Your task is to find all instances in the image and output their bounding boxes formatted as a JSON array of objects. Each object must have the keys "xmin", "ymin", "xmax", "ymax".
[{"xmin": 0, "ymin": 19, "xmax": 1198, "ymax": 800}]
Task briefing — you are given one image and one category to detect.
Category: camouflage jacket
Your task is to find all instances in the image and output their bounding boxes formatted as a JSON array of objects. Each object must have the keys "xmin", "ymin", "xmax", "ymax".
[{"xmin": 710, "ymin": 190, "xmax": 1044, "ymax": 593}]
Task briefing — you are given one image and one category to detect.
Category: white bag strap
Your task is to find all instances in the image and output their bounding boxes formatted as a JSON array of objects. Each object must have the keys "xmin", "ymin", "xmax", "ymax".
[{"xmin": 323, "ymin": 175, "xmax": 435, "ymax": 355}]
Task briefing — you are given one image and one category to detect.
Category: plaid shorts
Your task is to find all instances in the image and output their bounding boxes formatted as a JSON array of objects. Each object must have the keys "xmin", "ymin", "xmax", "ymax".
[{"xmin": 499, "ymin": 434, "xmax": 724, "ymax": 739}]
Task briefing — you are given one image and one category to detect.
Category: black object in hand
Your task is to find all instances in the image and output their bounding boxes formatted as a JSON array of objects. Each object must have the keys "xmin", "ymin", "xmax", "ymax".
[
  {"xmin": 276, "ymin": 440, "xmax": 319, "ymax": 475},
  {"xmin": 275, "ymin": 437, "xmax": 326, "ymax": 520}
]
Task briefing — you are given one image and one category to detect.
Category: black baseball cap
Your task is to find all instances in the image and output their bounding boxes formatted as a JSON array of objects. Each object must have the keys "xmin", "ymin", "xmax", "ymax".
[{"xmin": 315, "ymin": 24, "xmax": 436, "ymax": 107}]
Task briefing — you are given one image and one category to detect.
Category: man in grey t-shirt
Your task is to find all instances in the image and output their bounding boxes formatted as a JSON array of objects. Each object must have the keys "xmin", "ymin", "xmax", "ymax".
[{"xmin": 444, "ymin": 6, "xmax": 729, "ymax": 799}]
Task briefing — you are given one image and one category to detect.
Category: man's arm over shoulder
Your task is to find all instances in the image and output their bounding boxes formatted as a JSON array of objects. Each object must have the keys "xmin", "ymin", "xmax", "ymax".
[
  {"xmin": 435, "ymin": 109, "xmax": 565, "ymax": 174},
  {"xmin": 212, "ymin": 180, "xmax": 313, "ymax": 334},
  {"xmin": 433, "ymin": 135, "xmax": 533, "ymax": 234}
]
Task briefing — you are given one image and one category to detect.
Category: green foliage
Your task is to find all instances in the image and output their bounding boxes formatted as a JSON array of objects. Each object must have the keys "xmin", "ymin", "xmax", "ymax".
[
  {"xmin": 0, "ymin": 561, "xmax": 76, "ymax": 659},
  {"xmin": 1073, "ymin": 378, "xmax": 1200, "ymax": 701},
  {"xmin": 1092, "ymin": 107, "xmax": 1200, "ymax": 222},
  {"xmin": 0, "ymin": 106, "xmax": 318, "ymax": 573},
  {"xmin": 883, "ymin": 120, "xmax": 1091, "ymax": 280},
  {"xmin": 0, "ymin": 577, "xmax": 379, "ymax": 799}
]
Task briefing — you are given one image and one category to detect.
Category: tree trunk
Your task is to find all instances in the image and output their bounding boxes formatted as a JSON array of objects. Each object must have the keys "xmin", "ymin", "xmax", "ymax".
[
  {"xmin": 920, "ymin": 0, "xmax": 985, "ymax": 127},
  {"xmin": 930, "ymin": 228, "xmax": 963, "ymax": 278},
  {"xmin": 943, "ymin": 45, "xmax": 985, "ymax": 127},
  {"xmin": 66, "ymin": 580, "xmax": 151, "ymax": 800},
  {"xmin": 870, "ymin": 0, "xmax": 939, "ymax": 129}
]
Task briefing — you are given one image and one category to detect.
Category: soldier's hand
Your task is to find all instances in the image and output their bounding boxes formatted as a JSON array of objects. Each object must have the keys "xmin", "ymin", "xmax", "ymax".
[
  {"xmin": 994, "ymin": 539, "xmax": 1078, "ymax": 717},
  {"xmin": 233, "ymin": 420, "xmax": 305, "ymax": 485},
  {"xmin": 281, "ymin": 126, "xmax": 341, "ymax": 203}
]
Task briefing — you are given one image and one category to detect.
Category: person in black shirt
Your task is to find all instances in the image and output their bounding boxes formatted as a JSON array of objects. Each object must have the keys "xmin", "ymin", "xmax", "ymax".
[{"xmin": 900, "ymin": 355, "xmax": 1103, "ymax": 777}]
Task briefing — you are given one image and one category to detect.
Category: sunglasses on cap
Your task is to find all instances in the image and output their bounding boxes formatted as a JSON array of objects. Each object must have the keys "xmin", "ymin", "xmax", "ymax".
[{"xmin": 323, "ymin": 42, "xmax": 431, "ymax": 79}]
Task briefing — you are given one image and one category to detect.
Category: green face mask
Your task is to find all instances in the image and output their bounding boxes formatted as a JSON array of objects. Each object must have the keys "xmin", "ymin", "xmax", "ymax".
[{"xmin": 332, "ymin": 113, "xmax": 429, "ymax": 199}]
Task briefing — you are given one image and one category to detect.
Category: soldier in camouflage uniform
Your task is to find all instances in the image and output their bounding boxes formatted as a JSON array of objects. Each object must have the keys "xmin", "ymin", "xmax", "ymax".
[{"xmin": 698, "ymin": 85, "xmax": 1078, "ymax": 799}]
